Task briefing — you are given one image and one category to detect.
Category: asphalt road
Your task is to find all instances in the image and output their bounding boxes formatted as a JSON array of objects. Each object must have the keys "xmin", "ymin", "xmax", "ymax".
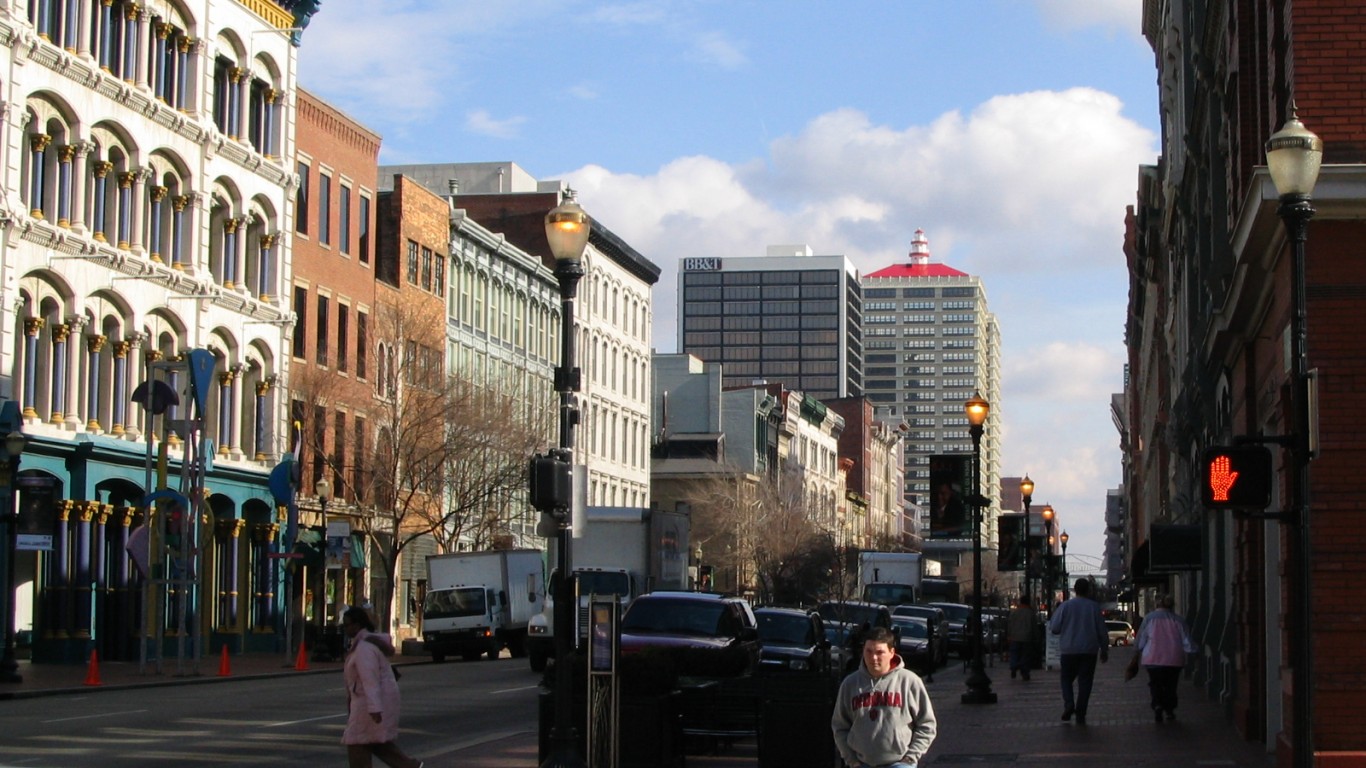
[{"xmin": 0, "ymin": 656, "xmax": 542, "ymax": 767}]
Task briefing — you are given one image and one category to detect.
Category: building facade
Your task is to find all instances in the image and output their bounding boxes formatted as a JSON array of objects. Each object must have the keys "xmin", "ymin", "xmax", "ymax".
[
  {"xmin": 0, "ymin": 0, "xmax": 305, "ymax": 663},
  {"xmin": 861, "ymin": 230, "xmax": 1002, "ymax": 566},
  {"xmin": 1128, "ymin": 1, "xmax": 1366, "ymax": 763},
  {"xmin": 677, "ymin": 245, "xmax": 864, "ymax": 400}
]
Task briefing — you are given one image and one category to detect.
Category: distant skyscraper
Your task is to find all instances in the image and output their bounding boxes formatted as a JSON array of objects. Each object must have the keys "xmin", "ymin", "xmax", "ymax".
[
  {"xmin": 677, "ymin": 245, "xmax": 863, "ymax": 399},
  {"xmin": 862, "ymin": 230, "xmax": 1001, "ymax": 548}
]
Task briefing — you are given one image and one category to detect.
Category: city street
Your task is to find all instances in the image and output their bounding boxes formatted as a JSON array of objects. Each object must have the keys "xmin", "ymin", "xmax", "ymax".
[{"xmin": 0, "ymin": 656, "xmax": 540, "ymax": 766}]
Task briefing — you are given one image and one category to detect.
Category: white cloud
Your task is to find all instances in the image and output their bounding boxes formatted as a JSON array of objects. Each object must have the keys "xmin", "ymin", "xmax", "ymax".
[
  {"xmin": 1035, "ymin": 0, "xmax": 1143, "ymax": 38},
  {"xmin": 466, "ymin": 109, "xmax": 526, "ymax": 140},
  {"xmin": 689, "ymin": 30, "xmax": 748, "ymax": 69}
]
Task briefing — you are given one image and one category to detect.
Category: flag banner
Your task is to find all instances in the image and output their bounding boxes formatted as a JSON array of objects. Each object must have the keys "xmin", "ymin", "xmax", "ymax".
[
  {"xmin": 928, "ymin": 454, "xmax": 971, "ymax": 539},
  {"xmin": 997, "ymin": 513, "xmax": 1025, "ymax": 571}
]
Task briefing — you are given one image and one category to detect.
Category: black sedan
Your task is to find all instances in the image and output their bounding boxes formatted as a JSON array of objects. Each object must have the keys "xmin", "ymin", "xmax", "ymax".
[
  {"xmin": 755, "ymin": 607, "xmax": 831, "ymax": 675},
  {"xmin": 891, "ymin": 616, "xmax": 936, "ymax": 676}
]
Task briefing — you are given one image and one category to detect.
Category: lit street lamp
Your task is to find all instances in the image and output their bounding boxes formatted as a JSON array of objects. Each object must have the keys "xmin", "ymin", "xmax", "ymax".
[
  {"xmin": 1, "ymin": 430, "xmax": 27, "ymax": 683},
  {"xmin": 1059, "ymin": 530, "xmax": 1070, "ymax": 590},
  {"xmin": 1266, "ymin": 110, "xmax": 1322, "ymax": 768},
  {"xmin": 1019, "ymin": 475, "xmax": 1033, "ymax": 604},
  {"xmin": 961, "ymin": 391, "xmax": 996, "ymax": 705},
  {"xmin": 1040, "ymin": 505, "xmax": 1054, "ymax": 609},
  {"xmin": 541, "ymin": 192, "xmax": 592, "ymax": 768}
]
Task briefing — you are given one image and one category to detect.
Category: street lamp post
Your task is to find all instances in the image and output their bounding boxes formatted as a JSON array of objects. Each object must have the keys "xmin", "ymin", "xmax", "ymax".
[
  {"xmin": 961, "ymin": 391, "xmax": 996, "ymax": 705},
  {"xmin": 314, "ymin": 479, "xmax": 332, "ymax": 658},
  {"xmin": 1266, "ymin": 110, "xmax": 1322, "ymax": 768},
  {"xmin": 1040, "ymin": 505, "xmax": 1054, "ymax": 609},
  {"xmin": 1019, "ymin": 475, "xmax": 1033, "ymax": 605},
  {"xmin": 1, "ymin": 430, "xmax": 27, "ymax": 683},
  {"xmin": 541, "ymin": 192, "xmax": 591, "ymax": 768},
  {"xmin": 1059, "ymin": 531, "xmax": 1070, "ymax": 591}
]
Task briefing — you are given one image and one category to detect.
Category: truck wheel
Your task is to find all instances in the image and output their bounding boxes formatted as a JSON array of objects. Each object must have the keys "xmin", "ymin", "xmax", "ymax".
[
  {"xmin": 485, "ymin": 640, "xmax": 501, "ymax": 660},
  {"xmin": 432, "ymin": 652, "xmax": 445, "ymax": 664},
  {"xmin": 461, "ymin": 651, "xmax": 480, "ymax": 662},
  {"xmin": 509, "ymin": 633, "xmax": 528, "ymax": 659},
  {"xmin": 529, "ymin": 649, "xmax": 548, "ymax": 672}
]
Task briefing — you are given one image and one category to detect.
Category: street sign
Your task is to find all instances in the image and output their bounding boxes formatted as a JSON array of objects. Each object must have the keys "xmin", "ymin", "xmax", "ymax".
[{"xmin": 1201, "ymin": 445, "xmax": 1273, "ymax": 509}]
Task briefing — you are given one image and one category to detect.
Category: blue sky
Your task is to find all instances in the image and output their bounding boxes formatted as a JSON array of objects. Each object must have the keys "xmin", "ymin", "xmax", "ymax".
[{"xmin": 299, "ymin": 0, "xmax": 1159, "ymax": 569}]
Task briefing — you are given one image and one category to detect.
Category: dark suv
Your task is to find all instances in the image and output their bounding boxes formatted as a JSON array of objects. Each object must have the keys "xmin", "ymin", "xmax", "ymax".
[
  {"xmin": 816, "ymin": 601, "xmax": 894, "ymax": 672},
  {"xmin": 754, "ymin": 607, "xmax": 831, "ymax": 675},
  {"xmin": 619, "ymin": 591, "xmax": 761, "ymax": 675},
  {"xmin": 927, "ymin": 601, "xmax": 973, "ymax": 658}
]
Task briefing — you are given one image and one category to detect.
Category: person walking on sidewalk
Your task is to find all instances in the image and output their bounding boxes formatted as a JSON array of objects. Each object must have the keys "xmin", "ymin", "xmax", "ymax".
[
  {"xmin": 1134, "ymin": 594, "xmax": 1194, "ymax": 723},
  {"xmin": 341, "ymin": 607, "xmax": 423, "ymax": 768},
  {"xmin": 1048, "ymin": 578, "xmax": 1108, "ymax": 725},
  {"xmin": 832, "ymin": 626, "xmax": 937, "ymax": 768},
  {"xmin": 1006, "ymin": 595, "xmax": 1036, "ymax": 681}
]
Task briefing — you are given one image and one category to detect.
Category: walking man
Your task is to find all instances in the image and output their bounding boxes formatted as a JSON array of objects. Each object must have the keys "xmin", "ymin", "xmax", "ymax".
[
  {"xmin": 1048, "ymin": 578, "xmax": 1108, "ymax": 725},
  {"xmin": 832, "ymin": 627, "xmax": 937, "ymax": 768},
  {"xmin": 1006, "ymin": 595, "xmax": 1036, "ymax": 681}
]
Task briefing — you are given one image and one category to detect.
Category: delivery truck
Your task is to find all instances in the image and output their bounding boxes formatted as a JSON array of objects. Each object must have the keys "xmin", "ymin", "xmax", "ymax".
[
  {"xmin": 422, "ymin": 549, "xmax": 543, "ymax": 662},
  {"xmin": 858, "ymin": 551, "xmax": 923, "ymax": 606}
]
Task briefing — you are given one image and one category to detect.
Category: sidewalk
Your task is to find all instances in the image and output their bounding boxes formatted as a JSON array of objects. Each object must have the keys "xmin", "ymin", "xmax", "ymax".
[{"xmin": 0, "ymin": 646, "xmax": 1276, "ymax": 767}]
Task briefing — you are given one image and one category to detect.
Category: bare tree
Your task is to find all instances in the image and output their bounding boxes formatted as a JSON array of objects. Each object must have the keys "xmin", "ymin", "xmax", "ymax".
[{"xmin": 290, "ymin": 296, "xmax": 552, "ymax": 628}]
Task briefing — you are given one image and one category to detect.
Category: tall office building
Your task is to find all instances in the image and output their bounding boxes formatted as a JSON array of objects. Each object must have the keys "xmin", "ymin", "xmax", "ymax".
[
  {"xmin": 861, "ymin": 230, "xmax": 1001, "ymax": 550},
  {"xmin": 677, "ymin": 245, "xmax": 863, "ymax": 399}
]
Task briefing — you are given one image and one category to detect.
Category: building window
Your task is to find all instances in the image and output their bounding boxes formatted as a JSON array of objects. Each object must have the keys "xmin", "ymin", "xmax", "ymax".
[
  {"xmin": 318, "ymin": 171, "xmax": 332, "ymax": 246},
  {"xmin": 339, "ymin": 183, "xmax": 351, "ymax": 254},
  {"xmin": 292, "ymin": 286, "xmax": 307, "ymax": 358},
  {"xmin": 358, "ymin": 194, "xmax": 371, "ymax": 264},
  {"xmin": 295, "ymin": 162, "xmax": 309, "ymax": 235},
  {"xmin": 421, "ymin": 247, "xmax": 433, "ymax": 291},
  {"xmin": 357, "ymin": 311, "xmax": 368, "ymax": 379},
  {"xmin": 407, "ymin": 240, "xmax": 419, "ymax": 285},
  {"xmin": 434, "ymin": 254, "xmax": 445, "ymax": 297},
  {"xmin": 316, "ymin": 294, "xmax": 329, "ymax": 366},
  {"xmin": 337, "ymin": 304, "xmax": 350, "ymax": 373}
]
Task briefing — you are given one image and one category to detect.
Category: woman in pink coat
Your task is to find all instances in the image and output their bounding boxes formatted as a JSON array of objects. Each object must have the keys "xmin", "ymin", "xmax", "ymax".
[{"xmin": 341, "ymin": 606, "xmax": 423, "ymax": 767}]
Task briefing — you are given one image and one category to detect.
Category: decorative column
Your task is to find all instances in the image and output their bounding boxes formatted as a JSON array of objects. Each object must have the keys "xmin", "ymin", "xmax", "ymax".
[
  {"xmin": 253, "ymin": 523, "xmax": 279, "ymax": 631},
  {"xmin": 70, "ymin": 141, "xmax": 92, "ymax": 233},
  {"xmin": 257, "ymin": 233, "xmax": 276, "ymax": 300},
  {"xmin": 129, "ymin": 168, "xmax": 149, "ymax": 253},
  {"xmin": 147, "ymin": 185, "xmax": 167, "ymax": 262},
  {"xmin": 222, "ymin": 217, "xmax": 240, "ymax": 288},
  {"xmin": 64, "ymin": 316, "xmax": 87, "ymax": 429},
  {"xmin": 120, "ymin": 2, "xmax": 138, "ymax": 82},
  {"xmin": 49, "ymin": 323, "xmax": 70, "ymax": 424},
  {"xmin": 227, "ymin": 67, "xmax": 244, "ymax": 140},
  {"xmin": 226, "ymin": 519, "xmax": 245, "ymax": 630},
  {"xmin": 166, "ymin": 357, "xmax": 182, "ymax": 447},
  {"xmin": 116, "ymin": 171, "xmax": 134, "ymax": 248},
  {"xmin": 28, "ymin": 134, "xmax": 51, "ymax": 218},
  {"xmin": 254, "ymin": 378, "xmax": 271, "ymax": 460},
  {"xmin": 170, "ymin": 194, "xmax": 189, "ymax": 269},
  {"xmin": 229, "ymin": 364, "xmax": 246, "ymax": 455},
  {"xmin": 91, "ymin": 161, "xmax": 113, "ymax": 241},
  {"xmin": 153, "ymin": 22, "xmax": 171, "ymax": 100},
  {"xmin": 85, "ymin": 333, "xmax": 107, "ymax": 432},
  {"xmin": 111, "ymin": 340, "xmax": 131, "ymax": 435},
  {"xmin": 98, "ymin": 0, "xmax": 114, "ymax": 71},
  {"xmin": 176, "ymin": 37, "xmax": 193, "ymax": 110},
  {"xmin": 56, "ymin": 144, "xmax": 75, "ymax": 227},
  {"xmin": 263, "ymin": 89, "xmax": 280, "ymax": 158},
  {"xmin": 217, "ymin": 370, "xmax": 234, "ymax": 455},
  {"xmin": 50, "ymin": 502, "xmax": 73, "ymax": 639},
  {"xmin": 22, "ymin": 318, "xmax": 44, "ymax": 419}
]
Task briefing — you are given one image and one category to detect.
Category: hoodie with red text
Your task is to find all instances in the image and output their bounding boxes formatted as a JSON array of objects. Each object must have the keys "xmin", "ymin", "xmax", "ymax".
[{"xmin": 831, "ymin": 653, "xmax": 937, "ymax": 767}]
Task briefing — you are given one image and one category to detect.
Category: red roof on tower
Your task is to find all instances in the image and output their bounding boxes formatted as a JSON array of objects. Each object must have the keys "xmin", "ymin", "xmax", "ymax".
[{"xmin": 866, "ymin": 228, "xmax": 967, "ymax": 278}]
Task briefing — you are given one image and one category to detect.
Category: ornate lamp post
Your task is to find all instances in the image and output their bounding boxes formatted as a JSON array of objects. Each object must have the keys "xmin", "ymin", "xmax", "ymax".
[
  {"xmin": 1040, "ymin": 505, "xmax": 1054, "ymax": 609},
  {"xmin": 1, "ymin": 430, "xmax": 27, "ymax": 683},
  {"xmin": 1019, "ymin": 475, "xmax": 1033, "ymax": 604},
  {"xmin": 314, "ymin": 478, "xmax": 332, "ymax": 657},
  {"xmin": 961, "ymin": 391, "xmax": 996, "ymax": 705},
  {"xmin": 1059, "ymin": 531, "xmax": 1070, "ymax": 591},
  {"xmin": 541, "ymin": 192, "xmax": 591, "ymax": 768},
  {"xmin": 1266, "ymin": 110, "xmax": 1322, "ymax": 768}
]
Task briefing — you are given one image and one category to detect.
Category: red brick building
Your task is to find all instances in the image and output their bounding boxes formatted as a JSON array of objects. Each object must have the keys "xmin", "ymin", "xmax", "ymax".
[{"xmin": 1126, "ymin": 2, "xmax": 1366, "ymax": 765}]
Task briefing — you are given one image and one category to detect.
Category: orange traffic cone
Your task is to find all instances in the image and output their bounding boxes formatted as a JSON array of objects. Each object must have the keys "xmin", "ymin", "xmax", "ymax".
[
  {"xmin": 218, "ymin": 645, "xmax": 232, "ymax": 677},
  {"xmin": 84, "ymin": 649, "xmax": 103, "ymax": 686},
  {"xmin": 294, "ymin": 642, "xmax": 309, "ymax": 671}
]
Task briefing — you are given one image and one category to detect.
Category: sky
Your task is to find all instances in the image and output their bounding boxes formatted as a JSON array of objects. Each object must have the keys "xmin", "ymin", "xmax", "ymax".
[{"xmin": 297, "ymin": 0, "xmax": 1160, "ymax": 570}]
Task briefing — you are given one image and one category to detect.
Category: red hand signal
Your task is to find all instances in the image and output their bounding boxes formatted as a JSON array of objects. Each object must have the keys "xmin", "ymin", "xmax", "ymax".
[{"xmin": 1208, "ymin": 455, "xmax": 1239, "ymax": 502}]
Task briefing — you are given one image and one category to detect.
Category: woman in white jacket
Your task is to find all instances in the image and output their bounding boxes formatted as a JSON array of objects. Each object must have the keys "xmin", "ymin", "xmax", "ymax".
[{"xmin": 341, "ymin": 606, "xmax": 423, "ymax": 768}]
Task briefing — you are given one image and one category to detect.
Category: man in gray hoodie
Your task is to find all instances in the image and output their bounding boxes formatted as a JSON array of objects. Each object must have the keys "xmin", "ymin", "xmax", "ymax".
[{"xmin": 832, "ymin": 627, "xmax": 937, "ymax": 768}]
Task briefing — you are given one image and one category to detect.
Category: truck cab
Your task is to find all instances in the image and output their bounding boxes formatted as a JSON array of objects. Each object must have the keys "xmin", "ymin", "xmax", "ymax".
[
  {"xmin": 527, "ymin": 566, "xmax": 635, "ymax": 673},
  {"xmin": 423, "ymin": 584, "xmax": 506, "ymax": 662}
]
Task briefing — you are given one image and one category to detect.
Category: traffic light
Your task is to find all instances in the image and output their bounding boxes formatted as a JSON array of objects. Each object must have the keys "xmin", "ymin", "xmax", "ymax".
[
  {"xmin": 1201, "ymin": 445, "xmax": 1273, "ymax": 509},
  {"xmin": 529, "ymin": 451, "xmax": 571, "ymax": 513}
]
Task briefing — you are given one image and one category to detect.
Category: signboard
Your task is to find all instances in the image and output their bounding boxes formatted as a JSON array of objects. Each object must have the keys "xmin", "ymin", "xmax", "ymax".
[
  {"xmin": 997, "ymin": 513, "xmax": 1025, "ymax": 571},
  {"xmin": 681, "ymin": 257, "xmax": 722, "ymax": 271},
  {"xmin": 16, "ymin": 475, "xmax": 59, "ymax": 551},
  {"xmin": 1148, "ymin": 524, "xmax": 1203, "ymax": 572},
  {"xmin": 325, "ymin": 520, "xmax": 351, "ymax": 570},
  {"xmin": 927, "ymin": 454, "xmax": 971, "ymax": 539},
  {"xmin": 1201, "ymin": 445, "xmax": 1273, "ymax": 509}
]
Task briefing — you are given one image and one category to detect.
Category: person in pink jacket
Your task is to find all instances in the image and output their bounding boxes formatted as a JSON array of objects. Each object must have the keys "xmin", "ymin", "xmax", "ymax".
[
  {"xmin": 341, "ymin": 606, "xmax": 423, "ymax": 767},
  {"xmin": 1135, "ymin": 594, "xmax": 1194, "ymax": 723}
]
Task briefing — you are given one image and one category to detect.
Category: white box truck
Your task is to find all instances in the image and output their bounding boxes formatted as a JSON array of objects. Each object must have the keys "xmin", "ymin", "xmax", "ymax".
[
  {"xmin": 422, "ymin": 549, "xmax": 543, "ymax": 662},
  {"xmin": 526, "ymin": 504, "xmax": 690, "ymax": 671},
  {"xmin": 859, "ymin": 551, "xmax": 923, "ymax": 606}
]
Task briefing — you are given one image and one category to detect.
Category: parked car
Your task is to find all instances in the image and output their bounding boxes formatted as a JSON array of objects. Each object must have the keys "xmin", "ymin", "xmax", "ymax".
[
  {"xmin": 892, "ymin": 604, "xmax": 948, "ymax": 668},
  {"xmin": 824, "ymin": 621, "xmax": 858, "ymax": 674},
  {"xmin": 754, "ymin": 607, "xmax": 831, "ymax": 675},
  {"xmin": 619, "ymin": 591, "xmax": 761, "ymax": 676},
  {"xmin": 927, "ymin": 601, "xmax": 974, "ymax": 658},
  {"xmin": 1107, "ymin": 620, "xmax": 1136, "ymax": 646},
  {"xmin": 817, "ymin": 601, "xmax": 895, "ymax": 674},
  {"xmin": 890, "ymin": 615, "xmax": 936, "ymax": 676}
]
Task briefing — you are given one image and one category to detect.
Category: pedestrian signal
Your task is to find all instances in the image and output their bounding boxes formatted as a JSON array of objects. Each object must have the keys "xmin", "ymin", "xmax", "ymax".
[{"xmin": 1201, "ymin": 445, "xmax": 1273, "ymax": 509}]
